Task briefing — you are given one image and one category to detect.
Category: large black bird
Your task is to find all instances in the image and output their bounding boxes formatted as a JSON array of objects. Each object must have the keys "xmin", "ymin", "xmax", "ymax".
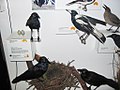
[
  {"xmin": 66, "ymin": 0, "xmax": 95, "ymax": 11},
  {"xmin": 12, "ymin": 56, "xmax": 51, "ymax": 83},
  {"xmin": 77, "ymin": 68, "xmax": 119, "ymax": 90},
  {"xmin": 107, "ymin": 34, "xmax": 120, "ymax": 48},
  {"xmin": 26, "ymin": 12, "xmax": 40, "ymax": 42},
  {"xmin": 66, "ymin": 10, "xmax": 106, "ymax": 44}
]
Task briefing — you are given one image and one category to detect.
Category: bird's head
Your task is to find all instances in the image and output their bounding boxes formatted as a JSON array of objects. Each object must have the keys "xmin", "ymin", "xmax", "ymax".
[
  {"xmin": 77, "ymin": 68, "xmax": 88, "ymax": 74},
  {"xmin": 30, "ymin": 12, "xmax": 40, "ymax": 19},
  {"xmin": 66, "ymin": 9, "xmax": 78, "ymax": 16},
  {"xmin": 102, "ymin": 4, "xmax": 111, "ymax": 12},
  {"xmin": 39, "ymin": 56, "xmax": 51, "ymax": 64}
]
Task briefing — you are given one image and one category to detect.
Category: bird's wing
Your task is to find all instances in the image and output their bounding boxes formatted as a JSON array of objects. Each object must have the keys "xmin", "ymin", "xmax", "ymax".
[
  {"xmin": 109, "ymin": 13, "xmax": 120, "ymax": 25},
  {"xmin": 84, "ymin": 15, "xmax": 106, "ymax": 26}
]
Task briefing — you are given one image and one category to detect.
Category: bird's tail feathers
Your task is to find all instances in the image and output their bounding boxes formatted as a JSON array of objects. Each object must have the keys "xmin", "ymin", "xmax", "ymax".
[
  {"xmin": 91, "ymin": 28, "xmax": 106, "ymax": 44},
  {"xmin": 106, "ymin": 79, "xmax": 119, "ymax": 90},
  {"xmin": 66, "ymin": 1, "xmax": 78, "ymax": 6},
  {"xmin": 12, "ymin": 77, "xmax": 21, "ymax": 84}
]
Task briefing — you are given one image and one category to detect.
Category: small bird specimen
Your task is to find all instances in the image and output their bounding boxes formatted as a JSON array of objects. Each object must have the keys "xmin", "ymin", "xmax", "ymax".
[
  {"xmin": 103, "ymin": 4, "xmax": 120, "ymax": 33},
  {"xmin": 77, "ymin": 68, "xmax": 119, "ymax": 90},
  {"xmin": 66, "ymin": 0, "xmax": 96, "ymax": 11},
  {"xmin": 12, "ymin": 56, "xmax": 51, "ymax": 83},
  {"xmin": 66, "ymin": 9, "xmax": 106, "ymax": 44},
  {"xmin": 26, "ymin": 12, "xmax": 40, "ymax": 42},
  {"xmin": 107, "ymin": 34, "xmax": 120, "ymax": 48}
]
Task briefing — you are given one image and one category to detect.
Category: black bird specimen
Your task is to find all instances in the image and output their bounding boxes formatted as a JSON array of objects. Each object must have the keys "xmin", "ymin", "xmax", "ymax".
[
  {"xmin": 77, "ymin": 68, "xmax": 119, "ymax": 90},
  {"xmin": 26, "ymin": 12, "xmax": 40, "ymax": 42},
  {"xmin": 12, "ymin": 56, "xmax": 51, "ymax": 83},
  {"xmin": 107, "ymin": 34, "xmax": 120, "ymax": 48},
  {"xmin": 66, "ymin": 9, "xmax": 106, "ymax": 44},
  {"xmin": 34, "ymin": 0, "xmax": 45, "ymax": 7},
  {"xmin": 103, "ymin": 4, "xmax": 120, "ymax": 33},
  {"xmin": 66, "ymin": 0, "xmax": 96, "ymax": 11}
]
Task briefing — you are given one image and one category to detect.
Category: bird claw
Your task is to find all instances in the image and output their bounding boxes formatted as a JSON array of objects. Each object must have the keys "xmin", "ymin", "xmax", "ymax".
[
  {"xmin": 106, "ymin": 29, "xmax": 112, "ymax": 31},
  {"xmin": 81, "ymin": 38, "xmax": 86, "ymax": 44}
]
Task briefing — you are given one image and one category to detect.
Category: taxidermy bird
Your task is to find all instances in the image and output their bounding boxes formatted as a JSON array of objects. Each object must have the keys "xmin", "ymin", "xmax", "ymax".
[
  {"xmin": 103, "ymin": 4, "xmax": 120, "ymax": 33},
  {"xmin": 107, "ymin": 34, "xmax": 120, "ymax": 48},
  {"xmin": 77, "ymin": 68, "xmax": 119, "ymax": 90},
  {"xmin": 26, "ymin": 12, "xmax": 40, "ymax": 42},
  {"xmin": 12, "ymin": 56, "xmax": 51, "ymax": 83},
  {"xmin": 66, "ymin": 9, "xmax": 106, "ymax": 44},
  {"xmin": 66, "ymin": 0, "xmax": 96, "ymax": 11}
]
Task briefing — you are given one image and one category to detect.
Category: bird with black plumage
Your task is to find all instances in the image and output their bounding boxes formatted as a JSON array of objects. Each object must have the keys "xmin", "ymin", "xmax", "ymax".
[
  {"xmin": 12, "ymin": 56, "xmax": 51, "ymax": 84},
  {"xmin": 77, "ymin": 68, "xmax": 119, "ymax": 90},
  {"xmin": 103, "ymin": 4, "xmax": 120, "ymax": 33},
  {"xmin": 66, "ymin": 9, "xmax": 106, "ymax": 44},
  {"xmin": 26, "ymin": 12, "xmax": 41, "ymax": 42}
]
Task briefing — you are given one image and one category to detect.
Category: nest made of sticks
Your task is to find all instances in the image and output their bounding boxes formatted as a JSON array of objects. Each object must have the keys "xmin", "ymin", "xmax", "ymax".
[{"xmin": 26, "ymin": 60, "xmax": 87, "ymax": 90}]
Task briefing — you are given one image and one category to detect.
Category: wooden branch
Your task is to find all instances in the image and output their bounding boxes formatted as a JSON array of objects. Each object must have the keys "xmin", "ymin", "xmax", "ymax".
[{"xmin": 69, "ymin": 66, "xmax": 88, "ymax": 90}]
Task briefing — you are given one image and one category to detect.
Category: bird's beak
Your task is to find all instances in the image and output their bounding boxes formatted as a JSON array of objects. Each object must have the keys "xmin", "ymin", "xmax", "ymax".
[
  {"xmin": 77, "ymin": 69, "xmax": 82, "ymax": 72},
  {"xmin": 66, "ymin": 9, "xmax": 71, "ymax": 14},
  {"xmin": 102, "ymin": 4, "xmax": 106, "ymax": 9}
]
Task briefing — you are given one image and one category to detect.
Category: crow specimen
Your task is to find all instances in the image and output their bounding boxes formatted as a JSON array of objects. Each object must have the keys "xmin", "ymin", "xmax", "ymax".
[
  {"xmin": 12, "ymin": 56, "xmax": 51, "ymax": 83},
  {"xmin": 107, "ymin": 34, "xmax": 120, "ymax": 48},
  {"xmin": 34, "ymin": 0, "xmax": 45, "ymax": 7},
  {"xmin": 66, "ymin": 0, "xmax": 95, "ymax": 11},
  {"xmin": 77, "ymin": 68, "xmax": 119, "ymax": 90},
  {"xmin": 103, "ymin": 4, "xmax": 120, "ymax": 33},
  {"xmin": 26, "ymin": 12, "xmax": 40, "ymax": 42},
  {"xmin": 66, "ymin": 9, "xmax": 106, "ymax": 44}
]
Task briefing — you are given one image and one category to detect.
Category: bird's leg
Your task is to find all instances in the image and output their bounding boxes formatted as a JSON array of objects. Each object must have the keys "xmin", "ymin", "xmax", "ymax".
[
  {"xmin": 113, "ymin": 26, "xmax": 120, "ymax": 33},
  {"xmin": 93, "ymin": 86, "xmax": 99, "ymax": 90},
  {"xmin": 79, "ymin": 33, "xmax": 87, "ymax": 44},
  {"xmin": 37, "ymin": 29, "xmax": 40, "ymax": 42},
  {"xmin": 107, "ymin": 26, "xmax": 113, "ymax": 31},
  {"xmin": 79, "ymin": 32, "xmax": 86, "ymax": 40},
  {"xmin": 31, "ymin": 29, "xmax": 33, "ymax": 41},
  {"xmin": 80, "ymin": 33, "xmax": 89, "ymax": 44},
  {"xmin": 88, "ymin": 85, "xmax": 92, "ymax": 90}
]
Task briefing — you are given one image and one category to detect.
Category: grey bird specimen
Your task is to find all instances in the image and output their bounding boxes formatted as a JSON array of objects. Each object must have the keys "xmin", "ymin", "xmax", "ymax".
[
  {"xmin": 12, "ymin": 56, "xmax": 51, "ymax": 83},
  {"xmin": 77, "ymin": 68, "xmax": 119, "ymax": 90},
  {"xmin": 103, "ymin": 4, "xmax": 120, "ymax": 33},
  {"xmin": 66, "ymin": 9, "xmax": 106, "ymax": 44},
  {"xmin": 26, "ymin": 12, "xmax": 40, "ymax": 42}
]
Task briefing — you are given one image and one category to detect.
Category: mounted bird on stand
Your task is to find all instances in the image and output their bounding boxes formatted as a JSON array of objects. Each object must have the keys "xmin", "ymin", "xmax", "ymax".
[
  {"xmin": 26, "ymin": 12, "xmax": 41, "ymax": 42},
  {"xmin": 66, "ymin": 9, "xmax": 106, "ymax": 44}
]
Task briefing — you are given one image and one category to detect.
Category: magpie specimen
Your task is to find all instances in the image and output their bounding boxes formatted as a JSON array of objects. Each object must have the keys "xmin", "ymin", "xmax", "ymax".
[
  {"xmin": 26, "ymin": 12, "xmax": 40, "ymax": 42},
  {"xmin": 66, "ymin": 9, "xmax": 106, "ymax": 44},
  {"xmin": 66, "ymin": 0, "xmax": 96, "ymax": 11},
  {"xmin": 107, "ymin": 34, "xmax": 120, "ymax": 48},
  {"xmin": 12, "ymin": 56, "xmax": 51, "ymax": 83},
  {"xmin": 103, "ymin": 4, "xmax": 120, "ymax": 33},
  {"xmin": 77, "ymin": 68, "xmax": 119, "ymax": 90}
]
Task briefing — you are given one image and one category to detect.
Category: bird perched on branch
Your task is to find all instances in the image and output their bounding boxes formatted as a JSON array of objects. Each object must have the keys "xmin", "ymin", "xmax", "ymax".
[
  {"xmin": 107, "ymin": 34, "xmax": 120, "ymax": 48},
  {"xmin": 66, "ymin": 9, "xmax": 106, "ymax": 44},
  {"xmin": 66, "ymin": 0, "xmax": 96, "ymax": 11},
  {"xmin": 77, "ymin": 68, "xmax": 119, "ymax": 90},
  {"xmin": 103, "ymin": 4, "xmax": 120, "ymax": 33},
  {"xmin": 12, "ymin": 56, "xmax": 51, "ymax": 83},
  {"xmin": 26, "ymin": 12, "xmax": 40, "ymax": 42}
]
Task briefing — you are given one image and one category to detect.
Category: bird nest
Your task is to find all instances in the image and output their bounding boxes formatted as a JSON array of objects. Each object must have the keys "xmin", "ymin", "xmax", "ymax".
[{"xmin": 26, "ymin": 60, "xmax": 87, "ymax": 90}]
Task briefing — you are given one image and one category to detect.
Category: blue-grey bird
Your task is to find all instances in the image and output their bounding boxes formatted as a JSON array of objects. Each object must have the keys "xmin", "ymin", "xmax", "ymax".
[
  {"xmin": 12, "ymin": 56, "xmax": 51, "ymax": 83},
  {"xmin": 103, "ymin": 4, "xmax": 120, "ymax": 33},
  {"xmin": 77, "ymin": 68, "xmax": 119, "ymax": 90},
  {"xmin": 66, "ymin": 0, "xmax": 95, "ymax": 11},
  {"xmin": 66, "ymin": 9, "xmax": 106, "ymax": 44},
  {"xmin": 26, "ymin": 12, "xmax": 40, "ymax": 42}
]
